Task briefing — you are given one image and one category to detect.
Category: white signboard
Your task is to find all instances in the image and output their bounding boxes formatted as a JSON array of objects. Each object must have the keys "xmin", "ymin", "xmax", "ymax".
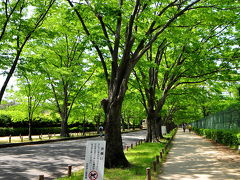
[
  {"xmin": 161, "ymin": 126, "xmax": 167, "ymax": 135},
  {"xmin": 83, "ymin": 141, "xmax": 106, "ymax": 180}
]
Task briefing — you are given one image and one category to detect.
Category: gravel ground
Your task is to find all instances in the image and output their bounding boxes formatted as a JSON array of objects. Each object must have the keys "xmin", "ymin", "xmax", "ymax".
[
  {"xmin": 0, "ymin": 130, "xmax": 147, "ymax": 180},
  {"xmin": 159, "ymin": 129, "xmax": 240, "ymax": 180}
]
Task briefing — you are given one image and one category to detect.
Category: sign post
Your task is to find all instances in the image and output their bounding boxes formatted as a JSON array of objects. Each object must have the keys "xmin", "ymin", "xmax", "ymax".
[{"xmin": 83, "ymin": 141, "xmax": 106, "ymax": 180}]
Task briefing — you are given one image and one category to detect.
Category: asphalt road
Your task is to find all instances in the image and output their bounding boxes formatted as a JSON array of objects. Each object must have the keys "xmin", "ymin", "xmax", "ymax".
[{"xmin": 0, "ymin": 130, "xmax": 147, "ymax": 180}]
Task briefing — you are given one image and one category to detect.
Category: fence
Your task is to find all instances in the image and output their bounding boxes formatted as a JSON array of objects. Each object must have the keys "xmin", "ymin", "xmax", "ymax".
[{"xmin": 191, "ymin": 106, "xmax": 240, "ymax": 131}]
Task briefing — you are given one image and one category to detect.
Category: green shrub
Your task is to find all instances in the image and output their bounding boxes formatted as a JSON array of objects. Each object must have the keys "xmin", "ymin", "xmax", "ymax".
[
  {"xmin": 0, "ymin": 127, "xmax": 61, "ymax": 136},
  {"xmin": 193, "ymin": 127, "xmax": 240, "ymax": 148}
]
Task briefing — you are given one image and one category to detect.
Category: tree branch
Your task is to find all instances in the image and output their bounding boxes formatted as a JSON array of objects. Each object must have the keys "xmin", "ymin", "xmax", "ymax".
[
  {"xmin": 67, "ymin": 69, "xmax": 95, "ymax": 118},
  {"xmin": 0, "ymin": 0, "xmax": 21, "ymax": 41},
  {"xmin": 66, "ymin": 0, "xmax": 110, "ymax": 86},
  {"xmin": 133, "ymin": 69, "xmax": 148, "ymax": 114},
  {"xmin": 134, "ymin": 0, "xmax": 202, "ymax": 63}
]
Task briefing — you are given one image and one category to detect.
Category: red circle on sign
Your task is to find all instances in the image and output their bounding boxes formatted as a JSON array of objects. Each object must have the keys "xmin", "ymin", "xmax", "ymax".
[{"xmin": 88, "ymin": 170, "xmax": 98, "ymax": 180}]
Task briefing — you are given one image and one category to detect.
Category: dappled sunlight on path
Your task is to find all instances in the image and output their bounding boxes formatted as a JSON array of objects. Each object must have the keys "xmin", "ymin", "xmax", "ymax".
[{"xmin": 159, "ymin": 129, "xmax": 240, "ymax": 180}]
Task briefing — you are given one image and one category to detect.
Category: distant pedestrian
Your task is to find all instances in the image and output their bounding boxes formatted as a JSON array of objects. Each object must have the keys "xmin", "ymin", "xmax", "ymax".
[
  {"xmin": 182, "ymin": 123, "xmax": 186, "ymax": 132},
  {"xmin": 99, "ymin": 126, "xmax": 104, "ymax": 137}
]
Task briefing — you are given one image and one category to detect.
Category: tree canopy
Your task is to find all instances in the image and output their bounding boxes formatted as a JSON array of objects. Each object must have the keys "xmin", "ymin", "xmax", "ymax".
[{"xmin": 0, "ymin": 0, "xmax": 239, "ymax": 168}]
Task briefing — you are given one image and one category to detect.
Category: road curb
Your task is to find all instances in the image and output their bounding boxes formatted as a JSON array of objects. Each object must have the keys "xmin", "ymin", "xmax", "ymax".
[{"xmin": 0, "ymin": 135, "xmax": 98, "ymax": 148}]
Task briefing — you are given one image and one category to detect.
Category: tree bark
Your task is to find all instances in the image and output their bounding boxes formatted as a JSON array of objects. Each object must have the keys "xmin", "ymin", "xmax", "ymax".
[
  {"xmin": 146, "ymin": 111, "xmax": 155, "ymax": 142},
  {"xmin": 103, "ymin": 99, "xmax": 129, "ymax": 168},
  {"xmin": 28, "ymin": 117, "xmax": 33, "ymax": 141},
  {"xmin": 155, "ymin": 117, "xmax": 164, "ymax": 139},
  {"xmin": 60, "ymin": 112, "xmax": 69, "ymax": 137},
  {"xmin": 28, "ymin": 96, "xmax": 33, "ymax": 141}
]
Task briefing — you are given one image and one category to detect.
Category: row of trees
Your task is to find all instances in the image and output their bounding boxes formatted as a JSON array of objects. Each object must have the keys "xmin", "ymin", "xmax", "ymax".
[{"xmin": 0, "ymin": 0, "xmax": 239, "ymax": 168}]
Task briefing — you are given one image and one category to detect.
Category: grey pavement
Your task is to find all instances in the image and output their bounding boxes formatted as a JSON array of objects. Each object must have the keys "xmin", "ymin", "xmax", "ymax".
[
  {"xmin": 159, "ymin": 129, "xmax": 240, "ymax": 180},
  {"xmin": 0, "ymin": 130, "xmax": 146, "ymax": 180}
]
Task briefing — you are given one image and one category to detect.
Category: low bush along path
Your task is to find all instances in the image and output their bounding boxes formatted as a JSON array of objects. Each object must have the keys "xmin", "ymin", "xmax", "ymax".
[{"xmin": 159, "ymin": 129, "xmax": 240, "ymax": 180}]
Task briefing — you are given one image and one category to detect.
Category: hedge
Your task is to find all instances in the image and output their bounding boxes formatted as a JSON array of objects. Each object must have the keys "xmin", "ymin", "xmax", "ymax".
[
  {"xmin": 193, "ymin": 127, "xmax": 240, "ymax": 149},
  {"xmin": 0, "ymin": 127, "xmax": 61, "ymax": 137},
  {"xmin": 0, "ymin": 126, "xmax": 99, "ymax": 137}
]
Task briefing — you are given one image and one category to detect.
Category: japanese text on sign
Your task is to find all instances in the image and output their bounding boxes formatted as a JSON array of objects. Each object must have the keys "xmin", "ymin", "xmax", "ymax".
[{"xmin": 83, "ymin": 141, "xmax": 106, "ymax": 180}]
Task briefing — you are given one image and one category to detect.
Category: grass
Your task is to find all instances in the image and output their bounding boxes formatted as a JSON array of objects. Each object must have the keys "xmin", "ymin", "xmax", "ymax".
[{"xmin": 58, "ymin": 142, "xmax": 166, "ymax": 180}]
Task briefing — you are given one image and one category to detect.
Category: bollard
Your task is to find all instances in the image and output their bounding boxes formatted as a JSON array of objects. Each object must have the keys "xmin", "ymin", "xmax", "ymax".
[
  {"xmin": 156, "ymin": 155, "xmax": 160, "ymax": 164},
  {"xmin": 126, "ymin": 145, "xmax": 129, "ymax": 151},
  {"xmin": 152, "ymin": 161, "xmax": 157, "ymax": 172},
  {"xmin": 146, "ymin": 167, "xmax": 151, "ymax": 180},
  {"xmin": 9, "ymin": 135, "xmax": 11, "ymax": 143},
  {"xmin": 21, "ymin": 136, "xmax": 23, "ymax": 142},
  {"xmin": 68, "ymin": 165, "xmax": 72, "ymax": 177},
  {"xmin": 131, "ymin": 144, "xmax": 133, "ymax": 149},
  {"xmin": 39, "ymin": 175, "xmax": 44, "ymax": 180},
  {"xmin": 160, "ymin": 151, "xmax": 163, "ymax": 159}
]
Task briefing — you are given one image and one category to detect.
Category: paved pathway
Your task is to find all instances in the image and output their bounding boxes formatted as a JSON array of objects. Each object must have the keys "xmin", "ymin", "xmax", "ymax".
[
  {"xmin": 0, "ymin": 130, "xmax": 146, "ymax": 180},
  {"xmin": 159, "ymin": 129, "xmax": 240, "ymax": 180}
]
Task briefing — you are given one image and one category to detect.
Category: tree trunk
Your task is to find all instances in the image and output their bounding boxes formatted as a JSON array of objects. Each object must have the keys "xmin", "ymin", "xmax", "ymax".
[
  {"xmin": 146, "ymin": 117, "xmax": 152, "ymax": 142},
  {"xmin": 82, "ymin": 121, "xmax": 85, "ymax": 136},
  {"xmin": 28, "ymin": 117, "xmax": 32, "ymax": 141},
  {"xmin": 151, "ymin": 115, "xmax": 158, "ymax": 141},
  {"xmin": 60, "ymin": 113, "xmax": 69, "ymax": 137},
  {"xmin": 155, "ymin": 118, "xmax": 164, "ymax": 139},
  {"xmin": 0, "ymin": 51, "xmax": 21, "ymax": 104},
  {"xmin": 102, "ymin": 98, "xmax": 129, "ymax": 168}
]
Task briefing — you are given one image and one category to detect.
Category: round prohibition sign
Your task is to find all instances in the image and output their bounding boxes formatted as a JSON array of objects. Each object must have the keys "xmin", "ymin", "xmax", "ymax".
[{"xmin": 88, "ymin": 170, "xmax": 98, "ymax": 180}]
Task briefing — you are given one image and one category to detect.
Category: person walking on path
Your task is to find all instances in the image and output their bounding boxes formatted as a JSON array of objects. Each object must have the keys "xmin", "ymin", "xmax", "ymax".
[
  {"xmin": 159, "ymin": 129, "xmax": 240, "ymax": 180},
  {"xmin": 182, "ymin": 123, "xmax": 186, "ymax": 132}
]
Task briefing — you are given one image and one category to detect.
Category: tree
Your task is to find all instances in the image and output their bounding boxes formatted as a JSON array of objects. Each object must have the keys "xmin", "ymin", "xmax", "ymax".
[
  {"xmin": 26, "ymin": 9, "xmax": 95, "ymax": 136},
  {"xmin": 0, "ymin": 0, "xmax": 55, "ymax": 103},
  {"xmin": 66, "ymin": 0, "xmax": 205, "ymax": 168},
  {"xmin": 15, "ymin": 72, "xmax": 47, "ymax": 140},
  {"xmin": 133, "ymin": 9, "xmax": 239, "ymax": 142}
]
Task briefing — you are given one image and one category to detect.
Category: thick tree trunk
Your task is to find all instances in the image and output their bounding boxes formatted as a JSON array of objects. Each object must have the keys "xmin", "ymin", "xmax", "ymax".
[
  {"xmin": 146, "ymin": 111, "xmax": 164, "ymax": 141},
  {"xmin": 155, "ymin": 118, "xmax": 164, "ymax": 139},
  {"xmin": 146, "ymin": 110, "xmax": 154, "ymax": 141},
  {"xmin": 102, "ymin": 99, "xmax": 129, "ymax": 168},
  {"xmin": 152, "ymin": 115, "xmax": 160, "ymax": 141}
]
